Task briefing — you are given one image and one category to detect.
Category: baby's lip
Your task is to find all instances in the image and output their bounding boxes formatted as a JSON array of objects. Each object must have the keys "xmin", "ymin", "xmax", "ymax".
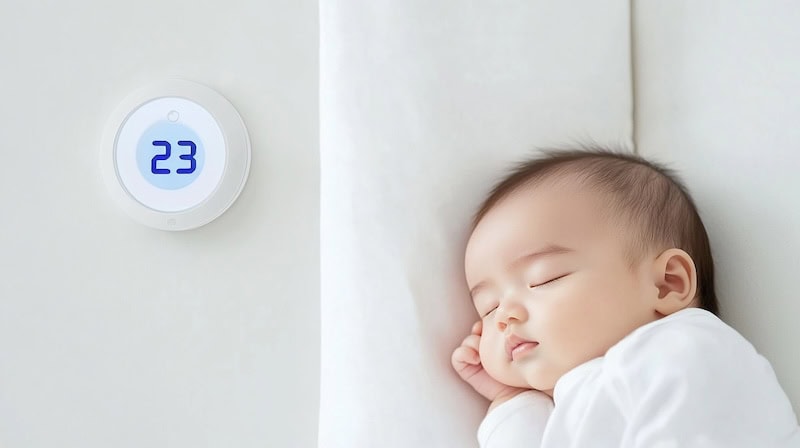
[{"xmin": 505, "ymin": 334, "xmax": 538, "ymax": 360}]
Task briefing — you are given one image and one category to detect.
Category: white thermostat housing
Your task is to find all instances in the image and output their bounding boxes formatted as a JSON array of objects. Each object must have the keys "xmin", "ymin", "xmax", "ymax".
[{"xmin": 101, "ymin": 79, "xmax": 251, "ymax": 230}]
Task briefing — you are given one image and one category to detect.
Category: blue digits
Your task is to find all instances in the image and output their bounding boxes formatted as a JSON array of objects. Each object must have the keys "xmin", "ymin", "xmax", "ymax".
[
  {"xmin": 151, "ymin": 140, "xmax": 196, "ymax": 174},
  {"xmin": 151, "ymin": 141, "xmax": 171, "ymax": 174},
  {"xmin": 177, "ymin": 140, "xmax": 197, "ymax": 174}
]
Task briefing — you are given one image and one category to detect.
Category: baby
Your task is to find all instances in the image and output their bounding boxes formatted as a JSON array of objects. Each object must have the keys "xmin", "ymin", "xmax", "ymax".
[{"xmin": 451, "ymin": 148, "xmax": 800, "ymax": 447}]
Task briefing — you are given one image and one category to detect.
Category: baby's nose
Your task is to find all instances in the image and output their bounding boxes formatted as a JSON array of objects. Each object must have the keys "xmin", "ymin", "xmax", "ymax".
[
  {"xmin": 496, "ymin": 320, "xmax": 509, "ymax": 332},
  {"xmin": 495, "ymin": 301, "xmax": 527, "ymax": 330}
]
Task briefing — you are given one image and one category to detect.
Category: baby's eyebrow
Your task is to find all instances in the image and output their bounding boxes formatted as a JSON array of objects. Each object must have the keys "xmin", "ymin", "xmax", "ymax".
[
  {"xmin": 508, "ymin": 244, "xmax": 574, "ymax": 270},
  {"xmin": 469, "ymin": 244, "xmax": 574, "ymax": 299}
]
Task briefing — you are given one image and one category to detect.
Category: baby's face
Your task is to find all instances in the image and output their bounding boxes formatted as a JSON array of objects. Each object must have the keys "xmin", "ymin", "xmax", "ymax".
[{"xmin": 464, "ymin": 182, "xmax": 660, "ymax": 394}]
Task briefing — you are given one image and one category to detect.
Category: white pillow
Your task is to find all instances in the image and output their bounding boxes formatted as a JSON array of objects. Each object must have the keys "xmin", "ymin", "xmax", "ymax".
[{"xmin": 319, "ymin": 1, "xmax": 633, "ymax": 446}]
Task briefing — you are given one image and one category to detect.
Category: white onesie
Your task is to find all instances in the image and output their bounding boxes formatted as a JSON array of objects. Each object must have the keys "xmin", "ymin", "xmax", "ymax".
[{"xmin": 478, "ymin": 308, "xmax": 800, "ymax": 448}]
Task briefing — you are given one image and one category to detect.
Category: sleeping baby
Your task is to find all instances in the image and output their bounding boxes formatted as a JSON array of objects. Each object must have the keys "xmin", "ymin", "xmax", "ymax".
[{"xmin": 451, "ymin": 147, "xmax": 800, "ymax": 447}]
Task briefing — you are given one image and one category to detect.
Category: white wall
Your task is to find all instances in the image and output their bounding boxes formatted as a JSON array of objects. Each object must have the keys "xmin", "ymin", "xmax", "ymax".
[
  {"xmin": 634, "ymin": 0, "xmax": 800, "ymax": 413},
  {"xmin": 0, "ymin": 1, "xmax": 319, "ymax": 447}
]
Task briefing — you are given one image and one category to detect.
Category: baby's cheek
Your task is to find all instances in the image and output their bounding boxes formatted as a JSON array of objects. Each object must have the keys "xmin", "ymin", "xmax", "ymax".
[
  {"xmin": 479, "ymin": 333, "xmax": 514, "ymax": 381},
  {"xmin": 477, "ymin": 336, "xmax": 493, "ymax": 364},
  {"xmin": 478, "ymin": 335, "xmax": 498, "ymax": 366}
]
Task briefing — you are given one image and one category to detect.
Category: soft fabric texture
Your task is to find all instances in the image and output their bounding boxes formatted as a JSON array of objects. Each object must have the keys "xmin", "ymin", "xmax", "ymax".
[
  {"xmin": 478, "ymin": 308, "xmax": 800, "ymax": 448},
  {"xmin": 318, "ymin": 1, "xmax": 632, "ymax": 447},
  {"xmin": 318, "ymin": 1, "xmax": 800, "ymax": 447},
  {"xmin": 477, "ymin": 390, "xmax": 553, "ymax": 446}
]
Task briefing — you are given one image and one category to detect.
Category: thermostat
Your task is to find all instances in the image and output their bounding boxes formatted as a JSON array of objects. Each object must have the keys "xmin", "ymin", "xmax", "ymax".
[{"xmin": 101, "ymin": 79, "xmax": 250, "ymax": 230}]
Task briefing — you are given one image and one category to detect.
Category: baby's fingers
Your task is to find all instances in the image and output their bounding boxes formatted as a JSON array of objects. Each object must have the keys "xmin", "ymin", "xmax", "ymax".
[
  {"xmin": 451, "ymin": 345, "xmax": 481, "ymax": 368},
  {"xmin": 471, "ymin": 320, "xmax": 483, "ymax": 336},
  {"xmin": 461, "ymin": 333, "xmax": 481, "ymax": 352}
]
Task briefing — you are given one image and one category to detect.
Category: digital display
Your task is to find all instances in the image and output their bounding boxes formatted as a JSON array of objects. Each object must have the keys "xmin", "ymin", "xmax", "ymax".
[
  {"xmin": 103, "ymin": 80, "xmax": 250, "ymax": 230},
  {"xmin": 115, "ymin": 97, "xmax": 226, "ymax": 213},
  {"xmin": 136, "ymin": 120, "xmax": 205, "ymax": 190}
]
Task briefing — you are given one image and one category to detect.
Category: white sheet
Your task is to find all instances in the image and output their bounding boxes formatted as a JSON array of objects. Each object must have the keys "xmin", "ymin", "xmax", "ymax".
[{"xmin": 319, "ymin": 1, "xmax": 633, "ymax": 446}]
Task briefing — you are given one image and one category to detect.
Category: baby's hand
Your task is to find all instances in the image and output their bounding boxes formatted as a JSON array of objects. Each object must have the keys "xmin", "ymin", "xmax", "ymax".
[{"xmin": 451, "ymin": 320, "xmax": 529, "ymax": 404}]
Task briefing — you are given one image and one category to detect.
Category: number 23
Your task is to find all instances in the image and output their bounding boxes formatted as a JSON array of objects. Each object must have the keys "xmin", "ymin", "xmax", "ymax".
[{"xmin": 151, "ymin": 140, "xmax": 197, "ymax": 174}]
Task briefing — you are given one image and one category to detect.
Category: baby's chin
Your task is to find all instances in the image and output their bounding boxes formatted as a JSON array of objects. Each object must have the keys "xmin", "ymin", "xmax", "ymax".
[
  {"xmin": 524, "ymin": 374, "xmax": 557, "ymax": 393},
  {"xmin": 518, "ymin": 364, "xmax": 561, "ymax": 392},
  {"xmin": 498, "ymin": 369, "xmax": 556, "ymax": 394},
  {"xmin": 485, "ymin": 352, "xmax": 562, "ymax": 391},
  {"xmin": 483, "ymin": 361, "xmax": 527, "ymax": 389}
]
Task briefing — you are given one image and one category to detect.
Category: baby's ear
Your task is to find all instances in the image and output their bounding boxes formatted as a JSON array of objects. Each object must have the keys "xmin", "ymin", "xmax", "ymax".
[{"xmin": 651, "ymin": 248, "xmax": 698, "ymax": 315}]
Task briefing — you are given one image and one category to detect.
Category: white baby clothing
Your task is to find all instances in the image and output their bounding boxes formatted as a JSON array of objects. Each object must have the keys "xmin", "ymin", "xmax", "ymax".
[{"xmin": 478, "ymin": 308, "xmax": 800, "ymax": 448}]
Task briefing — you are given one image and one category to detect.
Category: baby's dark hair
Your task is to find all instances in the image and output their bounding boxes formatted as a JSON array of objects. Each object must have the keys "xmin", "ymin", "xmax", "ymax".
[{"xmin": 472, "ymin": 145, "xmax": 719, "ymax": 315}]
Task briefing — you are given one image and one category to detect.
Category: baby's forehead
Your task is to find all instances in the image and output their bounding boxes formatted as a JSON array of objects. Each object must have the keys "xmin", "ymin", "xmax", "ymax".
[
  {"xmin": 482, "ymin": 179, "xmax": 632, "ymax": 246},
  {"xmin": 511, "ymin": 177, "xmax": 618, "ymax": 219},
  {"xmin": 465, "ymin": 181, "xmax": 641, "ymax": 275}
]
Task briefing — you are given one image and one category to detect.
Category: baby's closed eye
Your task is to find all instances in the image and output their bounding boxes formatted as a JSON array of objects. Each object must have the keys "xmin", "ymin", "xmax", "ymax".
[
  {"xmin": 529, "ymin": 272, "xmax": 571, "ymax": 288},
  {"xmin": 480, "ymin": 306, "xmax": 498, "ymax": 318}
]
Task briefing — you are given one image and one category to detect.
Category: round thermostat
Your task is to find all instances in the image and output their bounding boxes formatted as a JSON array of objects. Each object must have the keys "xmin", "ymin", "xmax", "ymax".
[{"xmin": 101, "ymin": 79, "xmax": 250, "ymax": 230}]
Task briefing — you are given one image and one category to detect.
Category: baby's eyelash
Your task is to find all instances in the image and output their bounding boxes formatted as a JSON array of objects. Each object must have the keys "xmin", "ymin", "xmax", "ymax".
[
  {"xmin": 480, "ymin": 274, "xmax": 570, "ymax": 318},
  {"xmin": 530, "ymin": 273, "xmax": 570, "ymax": 288}
]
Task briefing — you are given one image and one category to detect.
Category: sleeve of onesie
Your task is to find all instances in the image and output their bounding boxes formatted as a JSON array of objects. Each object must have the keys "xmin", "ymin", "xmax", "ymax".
[
  {"xmin": 609, "ymin": 314, "xmax": 800, "ymax": 448},
  {"xmin": 477, "ymin": 390, "xmax": 554, "ymax": 448}
]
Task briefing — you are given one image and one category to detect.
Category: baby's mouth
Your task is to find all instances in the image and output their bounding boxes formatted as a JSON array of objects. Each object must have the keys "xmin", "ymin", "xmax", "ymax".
[
  {"xmin": 510, "ymin": 341, "xmax": 539, "ymax": 361},
  {"xmin": 505, "ymin": 334, "xmax": 539, "ymax": 361}
]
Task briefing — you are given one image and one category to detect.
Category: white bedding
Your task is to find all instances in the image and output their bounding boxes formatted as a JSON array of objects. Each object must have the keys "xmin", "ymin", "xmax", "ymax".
[{"xmin": 318, "ymin": 1, "xmax": 633, "ymax": 446}]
